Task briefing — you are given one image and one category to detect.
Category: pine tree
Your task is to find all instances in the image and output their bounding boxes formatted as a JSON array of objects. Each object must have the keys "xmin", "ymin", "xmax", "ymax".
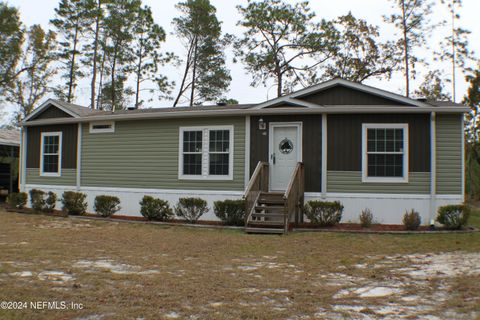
[
  {"xmin": 235, "ymin": 0, "xmax": 338, "ymax": 97},
  {"xmin": 0, "ymin": 2, "xmax": 24, "ymax": 93},
  {"xmin": 322, "ymin": 12, "xmax": 398, "ymax": 82},
  {"xmin": 132, "ymin": 5, "xmax": 174, "ymax": 108},
  {"xmin": 384, "ymin": 0, "xmax": 434, "ymax": 97},
  {"xmin": 51, "ymin": 0, "xmax": 95, "ymax": 102},
  {"xmin": 5, "ymin": 25, "xmax": 57, "ymax": 122},
  {"xmin": 172, "ymin": 0, "xmax": 231, "ymax": 106},
  {"xmin": 436, "ymin": 0, "xmax": 473, "ymax": 102}
]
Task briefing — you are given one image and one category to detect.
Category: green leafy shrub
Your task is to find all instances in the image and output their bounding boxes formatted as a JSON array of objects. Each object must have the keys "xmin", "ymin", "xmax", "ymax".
[
  {"xmin": 305, "ymin": 201, "xmax": 344, "ymax": 227},
  {"xmin": 61, "ymin": 191, "xmax": 88, "ymax": 215},
  {"xmin": 94, "ymin": 195, "xmax": 121, "ymax": 217},
  {"xmin": 403, "ymin": 209, "xmax": 421, "ymax": 230},
  {"xmin": 29, "ymin": 189, "xmax": 45, "ymax": 211},
  {"xmin": 214, "ymin": 199, "xmax": 246, "ymax": 226},
  {"xmin": 175, "ymin": 197, "xmax": 209, "ymax": 223},
  {"xmin": 359, "ymin": 208, "xmax": 373, "ymax": 228},
  {"xmin": 437, "ymin": 204, "xmax": 470, "ymax": 230},
  {"xmin": 44, "ymin": 192, "xmax": 57, "ymax": 212},
  {"xmin": 139, "ymin": 196, "xmax": 173, "ymax": 221},
  {"xmin": 6, "ymin": 192, "xmax": 28, "ymax": 209}
]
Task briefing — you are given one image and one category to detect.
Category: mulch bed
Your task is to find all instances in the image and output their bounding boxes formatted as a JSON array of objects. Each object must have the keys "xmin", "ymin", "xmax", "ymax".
[{"xmin": 2, "ymin": 205, "xmax": 477, "ymax": 233}]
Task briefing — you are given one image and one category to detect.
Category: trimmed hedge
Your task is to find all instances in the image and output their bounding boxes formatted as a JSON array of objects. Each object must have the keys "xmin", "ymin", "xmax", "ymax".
[
  {"xmin": 61, "ymin": 191, "xmax": 87, "ymax": 215},
  {"xmin": 139, "ymin": 196, "xmax": 173, "ymax": 221},
  {"xmin": 175, "ymin": 197, "xmax": 209, "ymax": 223},
  {"xmin": 305, "ymin": 200, "xmax": 344, "ymax": 227},
  {"xmin": 94, "ymin": 195, "xmax": 121, "ymax": 217},
  {"xmin": 214, "ymin": 199, "xmax": 245, "ymax": 226},
  {"xmin": 29, "ymin": 189, "xmax": 46, "ymax": 211},
  {"xmin": 6, "ymin": 192, "xmax": 27, "ymax": 209},
  {"xmin": 437, "ymin": 204, "xmax": 470, "ymax": 230},
  {"xmin": 403, "ymin": 209, "xmax": 421, "ymax": 230}
]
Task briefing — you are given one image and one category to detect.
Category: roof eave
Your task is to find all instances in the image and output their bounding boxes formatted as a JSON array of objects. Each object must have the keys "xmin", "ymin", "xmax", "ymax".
[{"xmin": 20, "ymin": 105, "xmax": 469, "ymax": 127}]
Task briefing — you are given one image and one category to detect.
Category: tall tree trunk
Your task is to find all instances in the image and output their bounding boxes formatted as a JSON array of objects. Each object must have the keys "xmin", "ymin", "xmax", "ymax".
[
  {"xmin": 135, "ymin": 35, "xmax": 143, "ymax": 109},
  {"xmin": 67, "ymin": 25, "xmax": 79, "ymax": 103},
  {"xmin": 190, "ymin": 36, "xmax": 198, "ymax": 106},
  {"xmin": 173, "ymin": 41, "xmax": 194, "ymax": 107},
  {"xmin": 97, "ymin": 50, "xmax": 106, "ymax": 110},
  {"xmin": 90, "ymin": 0, "xmax": 101, "ymax": 109},
  {"xmin": 451, "ymin": 2, "xmax": 456, "ymax": 102},
  {"xmin": 401, "ymin": 0, "xmax": 410, "ymax": 97},
  {"xmin": 111, "ymin": 48, "xmax": 117, "ymax": 111}
]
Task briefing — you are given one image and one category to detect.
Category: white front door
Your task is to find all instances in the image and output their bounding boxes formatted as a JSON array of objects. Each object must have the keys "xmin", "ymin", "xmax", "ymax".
[{"xmin": 269, "ymin": 123, "xmax": 302, "ymax": 191}]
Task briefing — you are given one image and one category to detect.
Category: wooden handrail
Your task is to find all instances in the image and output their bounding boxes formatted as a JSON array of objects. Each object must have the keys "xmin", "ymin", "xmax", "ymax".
[
  {"xmin": 282, "ymin": 162, "xmax": 304, "ymax": 233},
  {"xmin": 243, "ymin": 161, "xmax": 269, "ymax": 226}
]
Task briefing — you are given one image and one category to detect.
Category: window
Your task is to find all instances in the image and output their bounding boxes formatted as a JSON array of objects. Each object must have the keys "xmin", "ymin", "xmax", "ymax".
[
  {"xmin": 40, "ymin": 132, "xmax": 62, "ymax": 177},
  {"xmin": 362, "ymin": 124, "xmax": 408, "ymax": 183},
  {"xmin": 179, "ymin": 126, "xmax": 234, "ymax": 180},
  {"xmin": 89, "ymin": 121, "xmax": 115, "ymax": 133}
]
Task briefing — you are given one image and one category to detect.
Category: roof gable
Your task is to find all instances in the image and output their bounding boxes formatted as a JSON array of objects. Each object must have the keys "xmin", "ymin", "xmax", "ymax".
[
  {"xmin": 32, "ymin": 105, "xmax": 74, "ymax": 120},
  {"xmin": 23, "ymin": 99, "xmax": 97, "ymax": 122},
  {"xmin": 254, "ymin": 78, "xmax": 431, "ymax": 109},
  {"xmin": 298, "ymin": 85, "xmax": 410, "ymax": 106}
]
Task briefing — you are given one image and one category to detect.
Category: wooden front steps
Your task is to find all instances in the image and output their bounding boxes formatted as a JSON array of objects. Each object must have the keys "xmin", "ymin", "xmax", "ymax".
[
  {"xmin": 243, "ymin": 161, "xmax": 304, "ymax": 235},
  {"xmin": 245, "ymin": 192, "xmax": 286, "ymax": 234}
]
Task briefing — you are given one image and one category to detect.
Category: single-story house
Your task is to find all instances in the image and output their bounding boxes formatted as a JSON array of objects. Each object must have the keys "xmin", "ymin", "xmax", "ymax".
[
  {"xmin": 0, "ymin": 128, "xmax": 20, "ymax": 197},
  {"xmin": 19, "ymin": 78, "xmax": 467, "ymax": 232}
]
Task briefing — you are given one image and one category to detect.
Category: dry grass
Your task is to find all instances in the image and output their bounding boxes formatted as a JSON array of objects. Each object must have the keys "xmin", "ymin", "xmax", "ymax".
[{"xmin": 0, "ymin": 209, "xmax": 479, "ymax": 320}]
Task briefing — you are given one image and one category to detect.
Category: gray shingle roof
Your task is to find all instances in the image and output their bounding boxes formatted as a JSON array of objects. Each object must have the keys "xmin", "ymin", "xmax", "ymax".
[{"xmin": 0, "ymin": 129, "xmax": 20, "ymax": 146}]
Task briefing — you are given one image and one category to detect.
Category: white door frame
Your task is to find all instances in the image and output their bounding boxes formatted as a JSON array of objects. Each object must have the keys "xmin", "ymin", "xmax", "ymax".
[{"xmin": 268, "ymin": 122, "xmax": 303, "ymax": 191}]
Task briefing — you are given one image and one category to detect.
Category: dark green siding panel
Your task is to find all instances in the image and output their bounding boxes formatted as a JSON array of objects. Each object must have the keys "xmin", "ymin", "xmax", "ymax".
[
  {"xmin": 26, "ymin": 168, "xmax": 76, "ymax": 186},
  {"xmin": 436, "ymin": 114, "xmax": 463, "ymax": 194},
  {"xmin": 327, "ymin": 171, "xmax": 430, "ymax": 194},
  {"xmin": 81, "ymin": 117, "xmax": 245, "ymax": 190}
]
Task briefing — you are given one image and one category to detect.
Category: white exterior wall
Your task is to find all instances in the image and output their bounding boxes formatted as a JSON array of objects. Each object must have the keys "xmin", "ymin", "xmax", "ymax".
[{"xmin": 24, "ymin": 184, "xmax": 243, "ymax": 221}]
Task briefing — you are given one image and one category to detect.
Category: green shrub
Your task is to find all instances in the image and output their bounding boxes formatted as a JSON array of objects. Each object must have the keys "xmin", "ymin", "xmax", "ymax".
[
  {"xmin": 403, "ymin": 209, "xmax": 421, "ymax": 230},
  {"xmin": 94, "ymin": 195, "xmax": 121, "ymax": 217},
  {"xmin": 359, "ymin": 208, "xmax": 373, "ymax": 228},
  {"xmin": 29, "ymin": 189, "xmax": 45, "ymax": 211},
  {"xmin": 6, "ymin": 192, "xmax": 28, "ymax": 209},
  {"xmin": 437, "ymin": 204, "xmax": 470, "ymax": 230},
  {"xmin": 175, "ymin": 197, "xmax": 209, "ymax": 223},
  {"xmin": 61, "ymin": 191, "xmax": 88, "ymax": 215},
  {"xmin": 44, "ymin": 191, "xmax": 57, "ymax": 212},
  {"xmin": 214, "ymin": 199, "xmax": 246, "ymax": 226},
  {"xmin": 139, "ymin": 196, "xmax": 173, "ymax": 221},
  {"xmin": 305, "ymin": 201, "xmax": 344, "ymax": 227}
]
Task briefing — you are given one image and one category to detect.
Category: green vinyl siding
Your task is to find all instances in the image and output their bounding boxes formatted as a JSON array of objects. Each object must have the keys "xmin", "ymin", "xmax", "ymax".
[
  {"xmin": 436, "ymin": 114, "xmax": 463, "ymax": 194},
  {"xmin": 81, "ymin": 117, "xmax": 245, "ymax": 190},
  {"xmin": 26, "ymin": 168, "xmax": 76, "ymax": 186},
  {"xmin": 327, "ymin": 171, "xmax": 430, "ymax": 194}
]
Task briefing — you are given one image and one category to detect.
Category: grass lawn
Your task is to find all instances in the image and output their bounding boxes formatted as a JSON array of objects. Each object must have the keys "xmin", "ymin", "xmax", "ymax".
[{"xmin": 0, "ymin": 208, "xmax": 479, "ymax": 320}]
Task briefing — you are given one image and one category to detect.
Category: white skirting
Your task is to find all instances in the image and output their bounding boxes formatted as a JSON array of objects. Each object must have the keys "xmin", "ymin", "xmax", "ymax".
[
  {"xmin": 24, "ymin": 184, "xmax": 243, "ymax": 221},
  {"xmin": 24, "ymin": 184, "xmax": 464, "ymax": 224},
  {"xmin": 305, "ymin": 192, "xmax": 464, "ymax": 225}
]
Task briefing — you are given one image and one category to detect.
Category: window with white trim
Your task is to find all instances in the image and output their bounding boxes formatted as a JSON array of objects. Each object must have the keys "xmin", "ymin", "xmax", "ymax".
[
  {"xmin": 179, "ymin": 126, "xmax": 234, "ymax": 180},
  {"xmin": 40, "ymin": 132, "xmax": 62, "ymax": 176},
  {"xmin": 362, "ymin": 124, "xmax": 408, "ymax": 183},
  {"xmin": 89, "ymin": 121, "xmax": 115, "ymax": 133}
]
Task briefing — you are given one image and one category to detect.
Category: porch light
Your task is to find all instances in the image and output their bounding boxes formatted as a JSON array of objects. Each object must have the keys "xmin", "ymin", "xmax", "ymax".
[{"xmin": 258, "ymin": 118, "xmax": 266, "ymax": 130}]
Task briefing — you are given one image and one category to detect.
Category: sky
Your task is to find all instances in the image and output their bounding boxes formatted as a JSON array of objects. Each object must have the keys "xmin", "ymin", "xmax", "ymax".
[{"xmin": 4, "ymin": 0, "xmax": 480, "ymax": 118}]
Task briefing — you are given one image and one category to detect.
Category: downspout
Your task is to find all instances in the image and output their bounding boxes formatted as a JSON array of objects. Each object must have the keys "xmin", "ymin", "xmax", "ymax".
[
  {"xmin": 321, "ymin": 113, "xmax": 327, "ymax": 199},
  {"xmin": 461, "ymin": 115, "xmax": 465, "ymax": 201},
  {"xmin": 20, "ymin": 127, "xmax": 27, "ymax": 192},
  {"xmin": 76, "ymin": 123, "xmax": 82, "ymax": 191},
  {"xmin": 244, "ymin": 116, "xmax": 251, "ymax": 190},
  {"xmin": 429, "ymin": 112, "xmax": 436, "ymax": 225}
]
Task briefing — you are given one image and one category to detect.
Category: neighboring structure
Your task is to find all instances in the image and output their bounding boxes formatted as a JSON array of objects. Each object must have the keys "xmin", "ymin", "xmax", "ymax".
[
  {"xmin": 0, "ymin": 129, "xmax": 20, "ymax": 196},
  {"xmin": 19, "ymin": 79, "xmax": 467, "ymax": 230}
]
